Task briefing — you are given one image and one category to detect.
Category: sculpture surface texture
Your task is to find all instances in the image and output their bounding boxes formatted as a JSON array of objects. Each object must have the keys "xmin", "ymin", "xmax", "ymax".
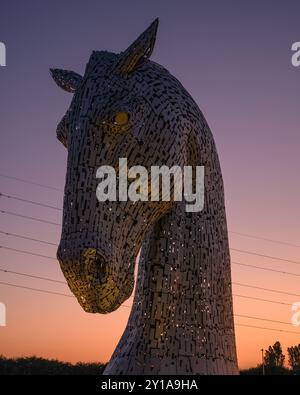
[{"xmin": 51, "ymin": 19, "xmax": 239, "ymax": 375}]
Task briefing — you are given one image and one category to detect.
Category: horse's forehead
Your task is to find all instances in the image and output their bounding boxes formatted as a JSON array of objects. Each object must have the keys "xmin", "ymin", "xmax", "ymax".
[
  {"xmin": 80, "ymin": 51, "xmax": 137, "ymax": 98},
  {"xmin": 86, "ymin": 50, "xmax": 118, "ymax": 74}
]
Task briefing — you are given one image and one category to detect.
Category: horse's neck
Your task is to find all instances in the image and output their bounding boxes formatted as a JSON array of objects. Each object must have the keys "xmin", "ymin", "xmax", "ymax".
[
  {"xmin": 105, "ymin": 144, "xmax": 238, "ymax": 374},
  {"xmin": 135, "ymin": 168, "xmax": 230, "ymax": 326}
]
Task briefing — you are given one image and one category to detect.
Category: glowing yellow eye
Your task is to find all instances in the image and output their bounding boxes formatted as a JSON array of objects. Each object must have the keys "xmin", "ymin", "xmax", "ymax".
[{"xmin": 113, "ymin": 112, "xmax": 129, "ymax": 126}]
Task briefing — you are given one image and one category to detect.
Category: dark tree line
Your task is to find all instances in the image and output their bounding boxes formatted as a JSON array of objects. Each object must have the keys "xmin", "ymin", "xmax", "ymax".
[
  {"xmin": 264, "ymin": 341, "xmax": 285, "ymax": 368},
  {"xmin": 1, "ymin": 345, "xmax": 300, "ymax": 375},
  {"xmin": 0, "ymin": 355, "xmax": 107, "ymax": 375},
  {"xmin": 241, "ymin": 341, "xmax": 300, "ymax": 375},
  {"xmin": 287, "ymin": 344, "xmax": 300, "ymax": 371}
]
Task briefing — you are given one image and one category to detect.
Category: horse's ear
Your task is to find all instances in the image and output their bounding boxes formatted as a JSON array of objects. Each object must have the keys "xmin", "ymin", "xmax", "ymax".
[
  {"xmin": 50, "ymin": 68, "xmax": 83, "ymax": 93},
  {"xmin": 114, "ymin": 18, "xmax": 159, "ymax": 76}
]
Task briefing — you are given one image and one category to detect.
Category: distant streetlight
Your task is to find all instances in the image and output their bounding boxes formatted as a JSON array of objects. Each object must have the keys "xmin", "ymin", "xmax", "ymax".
[{"xmin": 261, "ymin": 348, "xmax": 265, "ymax": 376}]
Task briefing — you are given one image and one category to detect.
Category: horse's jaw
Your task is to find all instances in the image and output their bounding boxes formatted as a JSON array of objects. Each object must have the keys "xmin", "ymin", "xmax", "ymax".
[{"xmin": 57, "ymin": 245, "xmax": 135, "ymax": 314}]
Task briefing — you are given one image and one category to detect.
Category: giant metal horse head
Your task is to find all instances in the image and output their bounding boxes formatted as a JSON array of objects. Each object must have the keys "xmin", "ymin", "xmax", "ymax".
[{"xmin": 51, "ymin": 19, "xmax": 239, "ymax": 375}]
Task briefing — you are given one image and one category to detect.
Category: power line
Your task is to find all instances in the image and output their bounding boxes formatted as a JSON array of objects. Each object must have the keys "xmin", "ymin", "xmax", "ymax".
[
  {"xmin": 0, "ymin": 173, "xmax": 62, "ymax": 192},
  {"xmin": 233, "ymin": 294, "xmax": 291, "ymax": 306},
  {"xmin": 0, "ymin": 266, "xmax": 296, "ymax": 307},
  {"xmin": 0, "ymin": 281, "xmax": 298, "ymax": 334},
  {"xmin": 1, "ymin": 174, "xmax": 299, "ymax": 336},
  {"xmin": 5, "ymin": 208, "xmax": 299, "ymax": 259},
  {"xmin": 235, "ymin": 323, "xmax": 300, "ymax": 335},
  {"xmin": 0, "ymin": 281, "xmax": 74, "ymax": 298},
  {"xmin": 0, "ymin": 210, "xmax": 61, "ymax": 226},
  {"xmin": 231, "ymin": 248, "xmax": 300, "ymax": 266},
  {"xmin": 2, "ymin": 190, "xmax": 300, "ymax": 265},
  {"xmin": 229, "ymin": 230, "xmax": 300, "ymax": 248},
  {"xmin": 0, "ymin": 230, "xmax": 57, "ymax": 246},
  {"xmin": 2, "ymin": 224, "xmax": 300, "ymax": 270},
  {"xmin": 2, "ymin": 190, "xmax": 300, "ymax": 267},
  {"xmin": 2, "ymin": 202, "xmax": 299, "ymax": 252},
  {"xmin": 0, "ymin": 267, "xmax": 295, "ymax": 326},
  {"xmin": 1, "ymin": 196, "xmax": 300, "ymax": 299},
  {"xmin": 2, "ymin": 172, "xmax": 300, "ymax": 256},
  {"xmin": 0, "ymin": 268, "xmax": 65, "ymax": 284},
  {"xmin": 8, "ymin": 209, "xmax": 299, "ymax": 262},
  {"xmin": 233, "ymin": 282, "xmax": 300, "ymax": 298},
  {"xmin": 232, "ymin": 261, "xmax": 300, "ymax": 277},
  {"xmin": 0, "ymin": 267, "xmax": 294, "ymax": 326},
  {"xmin": 0, "ymin": 245, "xmax": 57, "ymax": 260},
  {"xmin": 2, "ymin": 173, "xmax": 300, "ymax": 249},
  {"xmin": 1, "ymin": 244, "xmax": 300, "ymax": 279},
  {"xmin": 235, "ymin": 314, "xmax": 292, "ymax": 326},
  {"xmin": 0, "ymin": 281, "xmax": 131, "ymax": 308},
  {"xmin": 0, "ymin": 192, "xmax": 61, "ymax": 211},
  {"xmin": 2, "ymin": 264, "xmax": 300, "ymax": 304}
]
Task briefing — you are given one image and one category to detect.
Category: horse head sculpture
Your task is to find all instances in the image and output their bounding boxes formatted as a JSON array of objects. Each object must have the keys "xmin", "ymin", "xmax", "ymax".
[{"xmin": 51, "ymin": 18, "xmax": 239, "ymax": 374}]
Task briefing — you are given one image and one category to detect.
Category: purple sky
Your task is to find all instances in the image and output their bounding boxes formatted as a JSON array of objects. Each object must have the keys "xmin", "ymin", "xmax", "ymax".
[
  {"xmin": 0, "ymin": 0, "xmax": 299, "ymax": 368},
  {"xmin": 0, "ymin": 0, "xmax": 299, "ymax": 229}
]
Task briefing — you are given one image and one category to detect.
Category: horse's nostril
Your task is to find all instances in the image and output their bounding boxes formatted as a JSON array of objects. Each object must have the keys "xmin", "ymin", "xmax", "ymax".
[
  {"xmin": 83, "ymin": 248, "xmax": 108, "ymax": 282},
  {"xmin": 94, "ymin": 253, "xmax": 108, "ymax": 278}
]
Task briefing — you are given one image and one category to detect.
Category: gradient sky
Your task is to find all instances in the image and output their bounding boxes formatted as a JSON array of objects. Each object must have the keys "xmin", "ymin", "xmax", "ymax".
[{"xmin": 0, "ymin": 0, "xmax": 299, "ymax": 370}]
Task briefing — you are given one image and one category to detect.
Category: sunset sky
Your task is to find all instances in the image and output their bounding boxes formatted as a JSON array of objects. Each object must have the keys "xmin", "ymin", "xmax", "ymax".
[{"xmin": 0, "ymin": 0, "xmax": 299, "ymax": 370}]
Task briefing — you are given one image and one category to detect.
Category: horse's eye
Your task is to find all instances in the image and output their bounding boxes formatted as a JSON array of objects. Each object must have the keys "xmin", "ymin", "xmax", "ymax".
[{"xmin": 113, "ymin": 112, "xmax": 129, "ymax": 126}]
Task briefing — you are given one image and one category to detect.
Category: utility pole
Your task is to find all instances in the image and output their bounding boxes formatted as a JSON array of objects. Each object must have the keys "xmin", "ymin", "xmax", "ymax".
[{"xmin": 261, "ymin": 348, "xmax": 265, "ymax": 376}]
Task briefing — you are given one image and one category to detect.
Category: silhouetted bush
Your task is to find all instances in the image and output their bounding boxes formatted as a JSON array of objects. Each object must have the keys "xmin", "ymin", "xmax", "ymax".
[
  {"xmin": 1, "ymin": 355, "xmax": 298, "ymax": 375},
  {"xmin": 240, "ymin": 364, "xmax": 292, "ymax": 375},
  {"xmin": 0, "ymin": 355, "xmax": 106, "ymax": 375}
]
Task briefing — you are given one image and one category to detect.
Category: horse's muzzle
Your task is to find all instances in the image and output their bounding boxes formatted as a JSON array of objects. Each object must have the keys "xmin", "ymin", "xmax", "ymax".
[{"xmin": 57, "ymin": 244, "xmax": 129, "ymax": 313}]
